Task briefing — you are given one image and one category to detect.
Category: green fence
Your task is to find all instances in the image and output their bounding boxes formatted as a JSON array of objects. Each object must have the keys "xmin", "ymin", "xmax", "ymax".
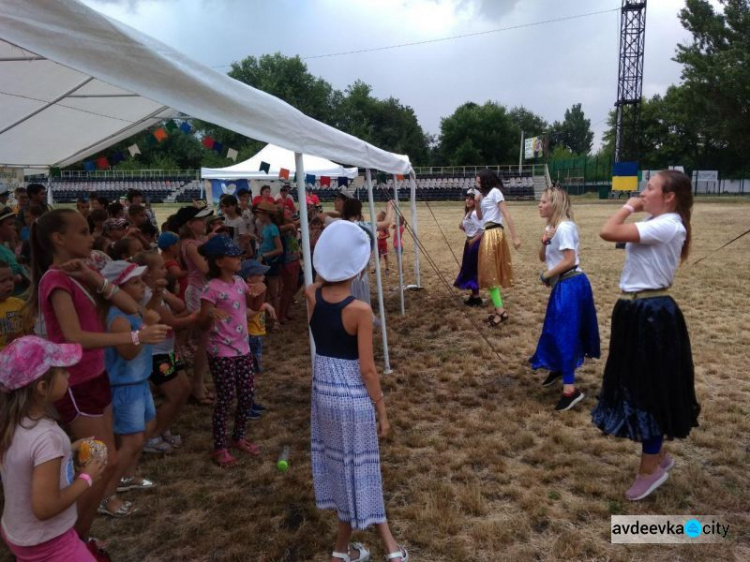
[{"xmin": 548, "ymin": 155, "xmax": 616, "ymax": 194}]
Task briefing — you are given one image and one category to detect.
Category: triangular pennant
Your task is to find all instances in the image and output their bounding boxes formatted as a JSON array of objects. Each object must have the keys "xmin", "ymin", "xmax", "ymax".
[
  {"xmin": 153, "ymin": 128, "xmax": 168, "ymax": 142},
  {"xmin": 396, "ymin": 174, "xmax": 404, "ymax": 181},
  {"xmin": 145, "ymin": 135, "xmax": 157, "ymax": 147},
  {"xmin": 338, "ymin": 177, "xmax": 349, "ymax": 187},
  {"xmin": 213, "ymin": 141, "xmax": 224, "ymax": 154},
  {"xmin": 202, "ymin": 136, "xmax": 215, "ymax": 150},
  {"xmin": 96, "ymin": 156, "xmax": 110, "ymax": 170},
  {"xmin": 279, "ymin": 168, "xmax": 290, "ymax": 180},
  {"xmin": 227, "ymin": 148, "xmax": 239, "ymax": 161},
  {"xmin": 259, "ymin": 161, "xmax": 270, "ymax": 174},
  {"xmin": 179, "ymin": 122, "xmax": 192, "ymax": 134},
  {"xmin": 128, "ymin": 144, "xmax": 141, "ymax": 157},
  {"xmin": 320, "ymin": 176, "xmax": 331, "ymax": 187},
  {"xmin": 376, "ymin": 172, "xmax": 387, "ymax": 184},
  {"xmin": 305, "ymin": 174, "xmax": 316, "ymax": 185},
  {"xmin": 165, "ymin": 120, "xmax": 178, "ymax": 134},
  {"xmin": 112, "ymin": 151, "xmax": 125, "ymax": 164},
  {"xmin": 84, "ymin": 160, "xmax": 96, "ymax": 171}
]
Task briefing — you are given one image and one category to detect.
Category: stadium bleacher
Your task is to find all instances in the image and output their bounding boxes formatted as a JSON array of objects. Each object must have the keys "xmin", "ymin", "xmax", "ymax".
[{"xmin": 51, "ymin": 177, "xmax": 196, "ymax": 203}]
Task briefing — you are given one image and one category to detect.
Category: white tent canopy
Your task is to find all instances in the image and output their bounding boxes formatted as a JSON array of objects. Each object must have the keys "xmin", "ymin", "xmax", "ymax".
[
  {"xmin": 201, "ymin": 144, "xmax": 358, "ymax": 181},
  {"xmin": 0, "ymin": 0, "xmax": 413, "ymax": 174}
]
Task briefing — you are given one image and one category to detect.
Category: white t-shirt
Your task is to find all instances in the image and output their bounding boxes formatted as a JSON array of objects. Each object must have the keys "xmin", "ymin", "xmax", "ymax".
[
  {"xmin": 223, "ymin": 215, "xmax": 247, "ymax": 240},
  {"xmin": 545, "ymin": 220, "xmax": 580, "ymax": 271},
  {"xmin": 463, "ymin": 210, "xmax": 483, "ymax": 238},
  {"xmin": 241, "ymin": 208, "xmax": 256, "ymax": 239},
  {"xmin": 479, "ymin": 188, "xmax": 505, "ymax": 226},
  {"xmin": 620, "ymin": 212, "xmax": 686, "ymax": 292},
  {"xmin": 0, "ymin": 418, "xmax": 77, "ymax": 547}
]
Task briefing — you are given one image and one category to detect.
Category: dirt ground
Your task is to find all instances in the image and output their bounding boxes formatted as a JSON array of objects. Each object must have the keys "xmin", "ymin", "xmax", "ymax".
[{"xmin": 4, "ymin": 198, "xmax": 749, "ymax": 562}]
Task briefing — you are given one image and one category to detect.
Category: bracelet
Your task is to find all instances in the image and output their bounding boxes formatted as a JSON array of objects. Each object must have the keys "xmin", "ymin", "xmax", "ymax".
[
  {"xmin": 96, "ymin": 278, "xmax": 109, "ymax": 294},
  {"xmin": 372, "ymin": 392, "xmax": 384, "ymax": 406},
  {"xmin": 105, "ymin": 285, "xmax": 120, "ymax": 300},
  {"xmin": 131, "ymin": 330, "xmax": 141, "ymax": 346},
  {"xmin": 622, "ymin": 204, "xmax": 636, "ymax": 214},
  {"xmin": 78, "ymin": 473, "xmax": 93, "ymax": 487}
]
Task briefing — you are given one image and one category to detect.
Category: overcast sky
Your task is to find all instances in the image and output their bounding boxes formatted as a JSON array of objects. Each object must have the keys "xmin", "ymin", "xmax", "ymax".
[{"xmin": 81, "ymin": 0, "xmax": 710, "ymax": 152}]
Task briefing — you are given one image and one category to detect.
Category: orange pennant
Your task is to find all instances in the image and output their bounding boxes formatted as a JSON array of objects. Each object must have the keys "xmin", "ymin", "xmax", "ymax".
[{"xmin": 279, "ymin": 168, "xmax": 290, "ymax": 180}]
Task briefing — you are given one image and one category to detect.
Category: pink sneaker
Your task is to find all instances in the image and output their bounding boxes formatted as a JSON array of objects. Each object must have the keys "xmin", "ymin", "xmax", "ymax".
[{"xmin": 625, "ymin": 466, "xmax": 669, "ymax": 501}]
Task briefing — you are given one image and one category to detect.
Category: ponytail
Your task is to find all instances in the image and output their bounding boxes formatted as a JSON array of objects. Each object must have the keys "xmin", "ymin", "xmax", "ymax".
[
  {"xmin": 23, "ymin": 209, "xmax": 76, "ymax": 331},
  {"xmin": 658, "ymin": 170, "xmax": 693, "ymax": 262}
]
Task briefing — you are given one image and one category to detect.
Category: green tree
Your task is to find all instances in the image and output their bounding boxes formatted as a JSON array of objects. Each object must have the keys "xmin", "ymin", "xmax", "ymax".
[
  {"xmin": 508, "ymin": 106, "xmax": 548, "ymax": 139},
  {"xmin": 549, "ymin": 103, "xmax": 594, "ymax": 155},
  {"xmin": 437, "ymin": 102, "xmax": 517, "ymax": 165}
]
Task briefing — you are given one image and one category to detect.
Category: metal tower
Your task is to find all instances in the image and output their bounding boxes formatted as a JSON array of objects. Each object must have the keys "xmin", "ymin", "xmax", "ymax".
[{"xmin": 614, "ymin": 0, "xmax": 647, "ymax": 162}]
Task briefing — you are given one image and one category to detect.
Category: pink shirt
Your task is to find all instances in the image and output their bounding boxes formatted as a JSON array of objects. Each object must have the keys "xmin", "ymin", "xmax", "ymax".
[
  {"xmin": 200, "ymin": 276, "xmax": 250, "ymax": 357},
  {"xmin": 181, "ymin": 238, "xmax": 206, "ymax": 288},
  {"xmin": 39, "ymin": 270, "xmax": 105, "ymax": 385},
  {"xmin": 0, "ymin": 418, "xmax": 77, "ymax": 547}
]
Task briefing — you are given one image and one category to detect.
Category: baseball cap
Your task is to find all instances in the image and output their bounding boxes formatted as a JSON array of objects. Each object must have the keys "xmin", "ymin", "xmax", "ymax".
[
  {"xmin": 200, "ymin": 234, "xmax": 243, "ymax": 257},
  {"xmin": 101, "ymin": 260, "xmax": 148, "ymax": 286},
  {"xmin": 0, "ymin": 207, "xmax": 16, "ymax": 223},
  {"xmin": 0, "ymin": 336, "xmax": 82, "ymax": 393},
  {"xmin": 157, "ymin": 231, "xmax": 180, "ymax": 251},
  {"xmin": 240, "ymin": 259, "xmax": 270, "ymax": 278}
]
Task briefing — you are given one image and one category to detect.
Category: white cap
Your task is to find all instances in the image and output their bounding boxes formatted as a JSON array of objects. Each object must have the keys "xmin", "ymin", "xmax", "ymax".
[
  {"xmin": 313, "ymin": 221, "xmax": 371, "ymax": 282},
  {"xmin": 101, "ymin": 260, "xmax": 147, "ymax": 286}
]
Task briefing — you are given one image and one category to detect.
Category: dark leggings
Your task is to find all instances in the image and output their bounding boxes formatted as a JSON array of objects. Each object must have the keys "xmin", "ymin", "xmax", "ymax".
[
  {"xmin": 642, "ymin": 435, "xmax": 663, "ymax": 455},
  {"xmin": 207, "ymin": 353, "xmax": 255, "ymax": 451}
]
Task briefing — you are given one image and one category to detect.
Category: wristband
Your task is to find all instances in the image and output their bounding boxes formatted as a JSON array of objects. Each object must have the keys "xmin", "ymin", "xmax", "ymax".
[
  {"xmin": 622, "ymin": 204, "xmax": 636, "ymax": 214},
  {"xmin": 372, "ymin": 392, "xmax": 384, "ymax": 406},
  {"xmin": 78, "ymin": 473, "xmax": 93, "ymax": 487},
  {"xmin": 131, "ymin": 330, "xmax": 141, "ymax": 346},
  {"xmin": 97, "ymin": 279, "xmax": 109, "ymax": 294}
]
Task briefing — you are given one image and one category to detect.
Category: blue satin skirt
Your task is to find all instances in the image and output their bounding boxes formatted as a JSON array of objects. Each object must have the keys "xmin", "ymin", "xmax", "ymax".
[
  {"xmin": 454, "ymin": 236, "xmax": 481, "ymax": 292},
  {"xmin": 530, "ymin": 273, "xmax": 601, "ymax": 380}
]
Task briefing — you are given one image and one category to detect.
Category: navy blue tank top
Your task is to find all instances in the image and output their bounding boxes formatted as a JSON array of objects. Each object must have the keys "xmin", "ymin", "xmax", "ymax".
[{"xmin": 309, "ymin": 288, "xmax": 359, "ymax": 360}]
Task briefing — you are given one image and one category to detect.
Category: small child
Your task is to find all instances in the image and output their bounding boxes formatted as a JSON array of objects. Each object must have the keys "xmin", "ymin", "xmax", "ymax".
[
  {"xmin": 108, "ymin": 236, "xmax": 143, "ymax": 261},
  {"xmin": 376, "ymin": 211, "xmax": 390, "ymax": 272},
  {"xmin": 100, "ymin": 260, "xmax": 160, "ymax": 516},
  {"xmin": 134, "ymin": 250, "xmax": 194, "ymax": 453},
  {"xmin": 391, "ymin": 214, "xmax": 406, "ymax": 256},
  {"xmin": 197, "ymin": 235, "xmax": 261, "ymax": 468},
  {"xmin": 0, "ymin": 259, "xmax": 24, "ymax": 349},
  {"xmin": 158, "ymin": 231, "xmax": 188, "ymax": 301},
  {"xmin": 240, "ymin": 259, "xmax": 276, "ymax": 419},
  {"xmin": 0, "ymin": 336, "xmax": 106, "ymax": 561}
]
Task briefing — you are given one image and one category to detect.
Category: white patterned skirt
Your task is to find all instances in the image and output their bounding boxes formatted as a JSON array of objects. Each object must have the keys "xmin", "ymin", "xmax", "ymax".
[{"xmin": 311, "ymin": 354, "xmax": 386, "ymax": 529}]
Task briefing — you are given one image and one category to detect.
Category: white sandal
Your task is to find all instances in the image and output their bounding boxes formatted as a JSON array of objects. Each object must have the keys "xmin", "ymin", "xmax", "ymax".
[
  {"xmin": 332, "ymin": 542, "xmax": 371, "ymax": 562},
  {"xmin": 384, "ymin": 546, "xmax": 409, "ymax": 561}
]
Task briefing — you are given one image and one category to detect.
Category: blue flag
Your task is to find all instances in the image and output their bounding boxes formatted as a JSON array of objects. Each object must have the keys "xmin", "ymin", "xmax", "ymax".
[
  {"xmin": 210, "ymin": 179, "xmax": 250, "ymax": 205},
  {"xmin": 305, "ymin": 174, "xmax": 316, "ymax": 185},
  {"xmin": 84, "ymin": 161, "xmax": 96, "ymax": 171}
]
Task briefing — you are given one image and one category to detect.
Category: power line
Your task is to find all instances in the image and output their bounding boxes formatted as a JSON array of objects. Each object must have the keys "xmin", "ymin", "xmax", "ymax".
[{"xmin": 210, "ymin": 6, "xmax": 620, "ymax": 68}]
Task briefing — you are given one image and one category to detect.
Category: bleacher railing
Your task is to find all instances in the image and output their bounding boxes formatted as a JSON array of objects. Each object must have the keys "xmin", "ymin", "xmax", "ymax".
[
  {"xmin": 60, "ymin": 169, "xmax": 199, "ymax": 180},
  {"xmin": 412, "ymin": 164, "xmax": 544, "ymax": 177}
]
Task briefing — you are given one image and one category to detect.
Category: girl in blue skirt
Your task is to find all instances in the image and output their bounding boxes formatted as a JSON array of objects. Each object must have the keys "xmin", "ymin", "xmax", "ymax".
[
  {"xmin": 530, "ymin": 187, "xmax": 600, "ymax": 411},
  {"xmin": 593, "ymin": 170, "xmax": 700, "ymax": 501},
  {"xmin": 454, "ymin": 189, "xmax": 484, "ymax": 306}
]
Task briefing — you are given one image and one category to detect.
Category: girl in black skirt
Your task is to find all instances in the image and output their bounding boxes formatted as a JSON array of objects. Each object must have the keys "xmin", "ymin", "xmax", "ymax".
[{"xmin": 592, "ymin": 170, "xmax": 700, "ymax": 501}]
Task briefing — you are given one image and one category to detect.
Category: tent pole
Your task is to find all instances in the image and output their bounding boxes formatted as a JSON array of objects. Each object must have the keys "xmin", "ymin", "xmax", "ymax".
[
  {"xmin": 294, "ymin": 152, "xmax": 316, "ymax": 366},
  {"xmin": 366, "ymin": 169, "xmax": 391, "ymax": 374},
  {"xmin": 393, "ymin": 175, "xmax": 405, "ymax": 316},
  {"xmin": 409, "ymin": 172, "xmax": 420, "ymax": 288}
]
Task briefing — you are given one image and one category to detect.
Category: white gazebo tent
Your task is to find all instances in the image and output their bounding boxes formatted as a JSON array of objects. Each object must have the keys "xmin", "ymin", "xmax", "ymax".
[{"xmin": 0, "ymin": 0, "xmax": 420, "ymax": 371}]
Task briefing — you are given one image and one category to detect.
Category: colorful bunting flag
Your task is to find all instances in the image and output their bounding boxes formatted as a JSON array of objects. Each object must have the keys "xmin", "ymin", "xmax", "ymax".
[
  {"xmin": 396, "ymin": 174, "xmax": 404, "ymax": 181},
  {"xmin": 96, "ymin": 156, "xmax": 110, "ymax": 170},
  {"xmin": 259, "ymin": 161, "xmax": 270, "ymax": 174},
  {"xmin": 111, "ymin": 151, "xmax": 125, "ymax": 164},
  {"xmin": 165, "ymin": 120, "xmax": 178, "ymax": 134},
  {"xmin": 227, "ymin": 148, "xmax": 239, "ymax": 161},
  {"xmin": 213, "ymin": 141, "xmax": 224, "ymax": 154},
  {"xmin": 128, "ymin": 144, "xmax": 141, "ymax": 157},
  {"xmin": 279, "ymin": 168, "xmax": 290, "ymax": 180},
  {"xmin": 338, "ymin": 177, "xmax": 349, "ymax": 187},
  {"xmin": 145, "ymin": 135, "xmax": 157, "ymax": 147},
  {"xmin": 377, "ymin": 172, "xmax": 387, "ymax": 184},
  {"xmin": 320, "ymin": 176, "xmax": 331, "ymax": 187},
  {"xmin": 305, "ymin": 174, "xmax": 316, "ymax": 185},
  {"xmin": 84, "ymin": 161, "xmax": 96, "ymax": 171},
  {"xmin": 202, "ymin": 136, "xmax": 215, "ymax": 150},
  {"xmin": 179, "ymin": 122, "xmax": 192, "ymax": 134},
  {"xmin": 153, "ymin": 128, "xmax": 168, "ymax": 142}
]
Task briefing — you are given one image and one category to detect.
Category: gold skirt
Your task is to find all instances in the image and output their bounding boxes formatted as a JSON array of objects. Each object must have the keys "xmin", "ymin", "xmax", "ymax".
[{"xmin": 478, "ymin": 227, "xmax": 513, "ymax": 289}]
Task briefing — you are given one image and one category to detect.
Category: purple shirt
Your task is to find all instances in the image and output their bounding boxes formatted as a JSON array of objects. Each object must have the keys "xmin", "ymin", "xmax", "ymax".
[{"xmin": 200, "ymin": 276, "xmax": 250, "ymax": 357}]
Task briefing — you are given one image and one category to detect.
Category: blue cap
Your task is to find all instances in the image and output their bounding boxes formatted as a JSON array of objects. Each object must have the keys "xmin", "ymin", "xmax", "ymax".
[
  {"xmin": 240, "ymin": 259, "xmax": 270, "ymax": 278},
  {"xmin": 157, "ymin": 231, "xmax": 179, "ymax": 251},
  {"xmin": 200, "ymin": 234, "xmax": 243, "ymax": 257}
]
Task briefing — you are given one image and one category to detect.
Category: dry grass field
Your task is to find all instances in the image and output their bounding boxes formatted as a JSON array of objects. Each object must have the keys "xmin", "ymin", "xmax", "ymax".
[{"xmin": 3, "ymin": 198, "xmax": 749, "ymax": 562}]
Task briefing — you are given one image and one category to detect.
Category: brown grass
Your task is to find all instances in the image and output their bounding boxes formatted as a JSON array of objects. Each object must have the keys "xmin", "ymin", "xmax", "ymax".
[{"xmin": 3, "ymin": 199, "xmax": 749, "ymax": 562}]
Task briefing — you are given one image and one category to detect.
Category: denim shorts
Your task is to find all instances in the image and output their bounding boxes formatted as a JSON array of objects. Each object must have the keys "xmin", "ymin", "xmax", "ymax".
[{"xmin": 111, "ymin": 380, "xmax": 156, "ymax": 435}]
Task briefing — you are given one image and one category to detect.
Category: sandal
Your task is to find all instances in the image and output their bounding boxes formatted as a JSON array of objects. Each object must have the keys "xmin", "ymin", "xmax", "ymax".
[
  {"xmin": 231, "ymin": 438, "xmax": 260, "ymax": 456},
  {"xmin": 117, "ymin": 476, "xmax": 156, "ymax": 492},
  {"xmin": 211, "ymin": 448, "xmax": 237, "ymax": 468},
  {"xmin": 332, "ymin": 542, "xmax": 371, "ymax": 562},
  {"xmin": 488, "ymin": 311, "xmax": 509, "ymax": 327},
  {"xmin": 384, "ymin": 546, "xmax": 409, "ymax": 562},
  {"xmin": 97, "ymin": 495, "xmax": 137, "ymax": 518}
]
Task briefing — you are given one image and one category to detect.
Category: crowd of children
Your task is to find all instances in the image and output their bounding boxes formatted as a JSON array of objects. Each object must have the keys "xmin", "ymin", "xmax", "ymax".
[{"xmin": 0, "ymin": 171, "xmax": 700, "ymax": 561}]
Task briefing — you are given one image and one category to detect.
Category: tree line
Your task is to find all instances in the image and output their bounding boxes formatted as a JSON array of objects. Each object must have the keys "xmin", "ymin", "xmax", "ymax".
[{"xmin": 91, "ymin": 0, "xmax": 747, "ymax": 176}]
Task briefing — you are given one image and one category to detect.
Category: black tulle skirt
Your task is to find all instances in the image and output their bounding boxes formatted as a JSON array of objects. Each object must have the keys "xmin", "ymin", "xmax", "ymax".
[{"xmin": 591, "ymin": 296, "xmax": 700, "ymax": 441}]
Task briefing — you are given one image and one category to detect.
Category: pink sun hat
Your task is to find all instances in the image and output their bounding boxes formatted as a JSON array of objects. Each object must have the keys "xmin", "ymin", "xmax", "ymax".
[{"xmin": 0, "ymin": 336, "xmax": 82, "ymax": 393}]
